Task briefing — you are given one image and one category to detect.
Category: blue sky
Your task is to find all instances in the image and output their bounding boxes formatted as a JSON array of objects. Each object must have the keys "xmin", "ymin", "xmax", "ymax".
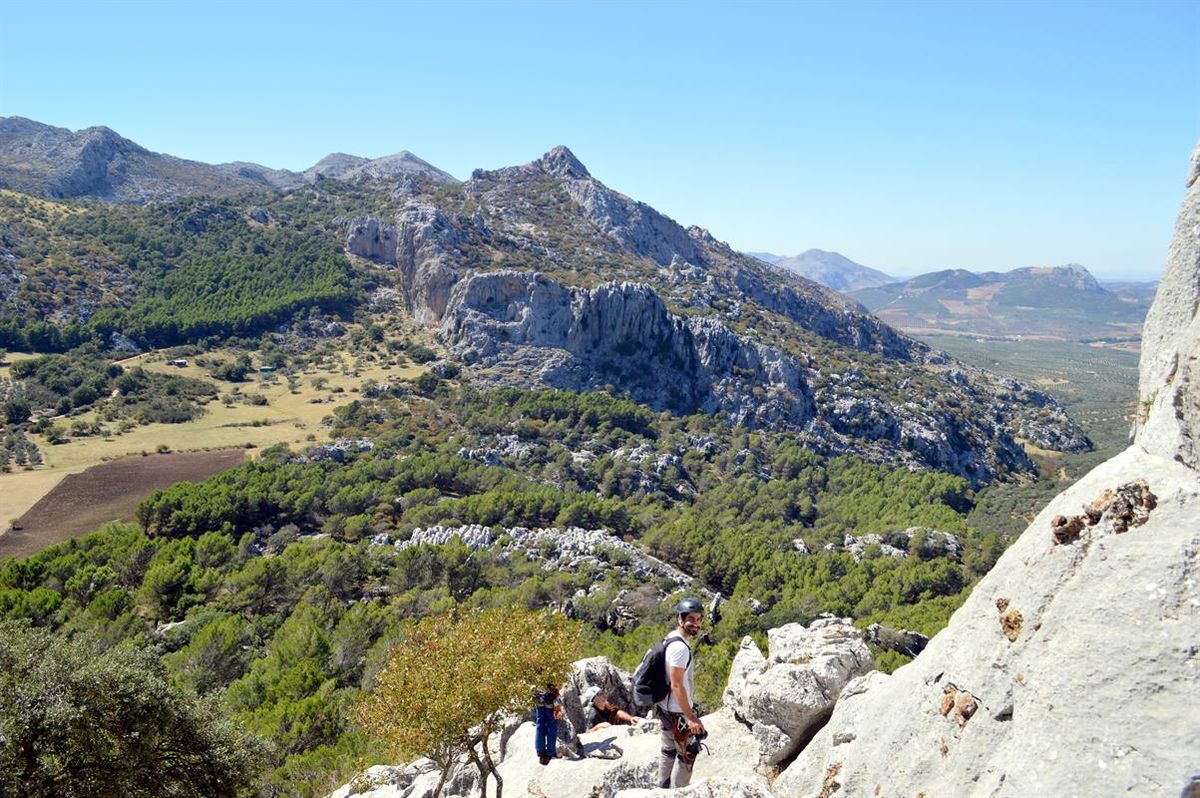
[{"xmin": 1, "ymin": 0, "xmax": 1196, "ymax": 280}]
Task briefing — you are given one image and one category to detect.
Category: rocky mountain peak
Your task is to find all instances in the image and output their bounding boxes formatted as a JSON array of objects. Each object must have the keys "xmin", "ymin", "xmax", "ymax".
[
  {"xmin": 0, "ymin": 118, "xmax": 458, "ymax": 199},
  {"xmin": 303, "ymin": 150, "xmax": 457, "ymax": 184},
  {"xmin": 0, "ymin": 115, "xmax": 48, "ymax": 137},
  {"xmin": 1012, "ymin": 263, "xmax": 1104, "ymax": 292},
  {"xmin": 303, "ymin": 152, "xmax": 369, "ymax": 180},
  {"xmin": 772, "ymin": 249, "xmax": 895, "ymax": 292},
  {"xmin": 537, "ymin": 145, "xmax": 590, "ymax": 179},
  {"xmin": 78, "ymin": 124, "xmax": 135, "ymax": 149}
]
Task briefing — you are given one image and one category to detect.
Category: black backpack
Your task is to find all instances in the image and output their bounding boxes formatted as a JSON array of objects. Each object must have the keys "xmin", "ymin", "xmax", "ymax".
[{"xmin": 631, "ymin": 634, "xmax": 691, "ymax": 709}]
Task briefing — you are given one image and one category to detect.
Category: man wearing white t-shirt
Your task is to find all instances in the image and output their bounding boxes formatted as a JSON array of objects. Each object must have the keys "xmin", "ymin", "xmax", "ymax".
[{"xmin": 656, "ymin": 597, "xmax": 706, "ymax": 788}]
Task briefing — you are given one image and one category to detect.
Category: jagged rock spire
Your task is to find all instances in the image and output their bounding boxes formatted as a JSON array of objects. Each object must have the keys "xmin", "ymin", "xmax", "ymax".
[{"xmin": 538, "ymin": 145, "xmax": 590, "ymax": 179}]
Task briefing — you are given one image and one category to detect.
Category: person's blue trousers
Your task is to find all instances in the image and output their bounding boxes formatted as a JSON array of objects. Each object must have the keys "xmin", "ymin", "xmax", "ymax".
[{"xmin": 534, "ymin": 707, "xmax": 557, "ymax": 758}]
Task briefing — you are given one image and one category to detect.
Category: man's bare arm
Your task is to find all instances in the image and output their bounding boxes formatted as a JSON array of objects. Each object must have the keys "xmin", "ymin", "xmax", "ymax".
[{"xmin": 668, "ymin": 665, "xmax": 704, "ymax": 734}]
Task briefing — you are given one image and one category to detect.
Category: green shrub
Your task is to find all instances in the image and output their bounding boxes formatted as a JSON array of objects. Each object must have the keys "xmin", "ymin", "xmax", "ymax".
[{"xmin": 0, "ymin": 619, "xmax": 266, "ymax": 797}]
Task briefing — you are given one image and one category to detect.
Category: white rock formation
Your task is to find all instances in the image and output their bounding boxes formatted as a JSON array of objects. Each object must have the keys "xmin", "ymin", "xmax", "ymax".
[
  {"xmin": 1136, "ymin": 142, "xmax": 1200, "ymax": 469},
  {"xmin": 613, "ymin": 776, "xmax": 776, "ymax": 798},
  {"xmin": 774, "ymin": 141, "xmax": 1200, "ymax": 798},
  {"xmin": 721, "ymin": 618, "xmax": 873, "ymax": 767},
  {"xmin": 395, "ymin": 524, "xmax": 698, "ymax": 590}
]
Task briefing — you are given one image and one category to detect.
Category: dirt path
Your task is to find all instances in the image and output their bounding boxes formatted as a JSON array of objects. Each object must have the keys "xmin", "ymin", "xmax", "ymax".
[{"xmin": 0, "ymin": 449, "xmax": 246, "ymax": 559}]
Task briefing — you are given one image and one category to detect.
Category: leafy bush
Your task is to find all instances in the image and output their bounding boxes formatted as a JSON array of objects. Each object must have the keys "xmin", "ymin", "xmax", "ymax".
[
  {"xmin": 0, "ymin": 618, "xmax": 266, "ymax": 798},
  {"xmin": 357, "ymin": 607, "xmax": 580, "ymax": 797},
  {"xmin": 404, "ymin": 343, "xmax": 437, "ymax": 364}
]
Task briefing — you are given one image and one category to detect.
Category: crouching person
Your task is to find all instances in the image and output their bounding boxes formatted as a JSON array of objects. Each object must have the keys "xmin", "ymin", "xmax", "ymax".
[{"xmin": 581, "ymin": 685, "xmax": 638, "ymax": 732}]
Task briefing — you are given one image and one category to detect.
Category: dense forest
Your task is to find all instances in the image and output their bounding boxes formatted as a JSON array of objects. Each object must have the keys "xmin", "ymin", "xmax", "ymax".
[{"xmin": 0, "ymin": 190, "xmax": 368, "ymax": 352}]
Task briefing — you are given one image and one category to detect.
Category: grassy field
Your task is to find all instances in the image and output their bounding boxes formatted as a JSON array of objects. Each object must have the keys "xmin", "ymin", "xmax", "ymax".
[
  {"xmin": 0, "ymin": 347, "xmax": 429, "ymax": 536},
  {"xmin": 921, "ymin": 335, "xmax": 1139, "ymax": 455},
  {"xmin": 0, "ymin": 350, "xmax": 38, "ymax": 379}
]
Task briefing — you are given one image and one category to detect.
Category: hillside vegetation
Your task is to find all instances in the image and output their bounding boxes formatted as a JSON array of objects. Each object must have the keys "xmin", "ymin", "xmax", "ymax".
[
  {"xmin": 0, "ymin": 190, "xmax": 367, "ymax": 351},
  {"xmin": 1, "ymin": 381, "xmax": 1012, "ymax": 795}
]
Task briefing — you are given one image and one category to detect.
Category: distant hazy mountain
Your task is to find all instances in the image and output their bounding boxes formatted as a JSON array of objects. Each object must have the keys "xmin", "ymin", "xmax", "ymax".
[
  {"xmin": 751, "ymin": 249, "xmax": 894, "ymax": 292},
  {"xmin": 852, "ymin": 264, "xmax": 1151, "ymax": 341},
  {"xmin": 0, "ymin": 116, "xmax": 456, "ymax": 202},
  {"xmin": 1101, "ymin": 280, "xmax": 1160, "ymax": 303},
  {"xmin": 303, "ymin": 151, "xmax": 456, "ymax": 184},
  {"xmin": 746, "ymin": 251, "xmax": 785, "ymax": 264}
]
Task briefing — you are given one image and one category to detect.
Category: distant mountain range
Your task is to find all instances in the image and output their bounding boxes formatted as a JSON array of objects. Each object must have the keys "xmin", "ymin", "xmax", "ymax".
[
  {"xmin": 749, "ymin": 249, "xmax": 894, "ymax": 292},
  {"xmin": 852, "ymin": 264, "xmax": 1155, "ymax": 341},
  {"xmin": 0, "ymin": 116, "xmax": 457, "ymax": 202},
  {"xmin": 0, "ymin": 117, "xmax": 1092, "ymax": 484}
]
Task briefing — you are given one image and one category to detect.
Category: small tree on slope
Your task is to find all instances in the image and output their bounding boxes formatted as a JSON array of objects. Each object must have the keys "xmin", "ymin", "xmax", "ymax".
[{"xmin": 356, "ymin": 605, "xmax": 580, "ymax": 798}]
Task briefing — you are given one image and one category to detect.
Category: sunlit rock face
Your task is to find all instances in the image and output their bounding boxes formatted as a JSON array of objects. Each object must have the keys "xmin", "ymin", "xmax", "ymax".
[
  {"xmin": 1136, "ymin": 142, "xmax": 1200, "ymax": 469},
  {"xmin": 774, "ymin": 141, "xmax": 1200, "ymax": 798}
]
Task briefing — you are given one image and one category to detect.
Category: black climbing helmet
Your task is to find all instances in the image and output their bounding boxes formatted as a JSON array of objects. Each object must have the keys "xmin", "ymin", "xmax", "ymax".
[{"xmin": 675, "ymin": 597, "xmax": 704, "ymax": 617}]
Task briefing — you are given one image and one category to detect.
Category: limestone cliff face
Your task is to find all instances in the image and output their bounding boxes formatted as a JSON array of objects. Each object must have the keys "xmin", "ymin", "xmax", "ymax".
[
  {"xmin": 338, "ymin": 205, "xmax": 465, "ymax": 325},
  {"xmin": 1136, "ymin": 142, "xmax": 1200, "ymax": 469},
  {"xmin": 773, "ymin": 141, "xmax": 1200, "ymax": 798},
  {"xmin": 437, "ymin": 269, "xmax": 1086, "ymax": 483},
  {"xmin": 335, "ymin": 146, "xmax": 1088, "ymax": 484},
  {"xmin": 439, "ymin": 271, "xmax": 814, "ymax": 426}
]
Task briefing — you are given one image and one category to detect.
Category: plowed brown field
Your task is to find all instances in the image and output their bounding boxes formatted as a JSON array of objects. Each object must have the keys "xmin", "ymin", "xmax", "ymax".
[{"xmin": 0, "ymin": 449, "xmax": 245, "ymax": 559}]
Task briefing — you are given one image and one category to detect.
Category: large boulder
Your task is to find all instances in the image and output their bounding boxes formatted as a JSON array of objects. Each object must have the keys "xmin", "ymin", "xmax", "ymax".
[
  {"xmin": 556, "ymin": 656, "xmax": 636, "ymax": 756},
  {"xmin": 774, "ymin": 141, "xmax": 1200, "ymax": 798},
  {"xmin": 722, "ymin": 618, "xmax": 873, "ymax": 767}
]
